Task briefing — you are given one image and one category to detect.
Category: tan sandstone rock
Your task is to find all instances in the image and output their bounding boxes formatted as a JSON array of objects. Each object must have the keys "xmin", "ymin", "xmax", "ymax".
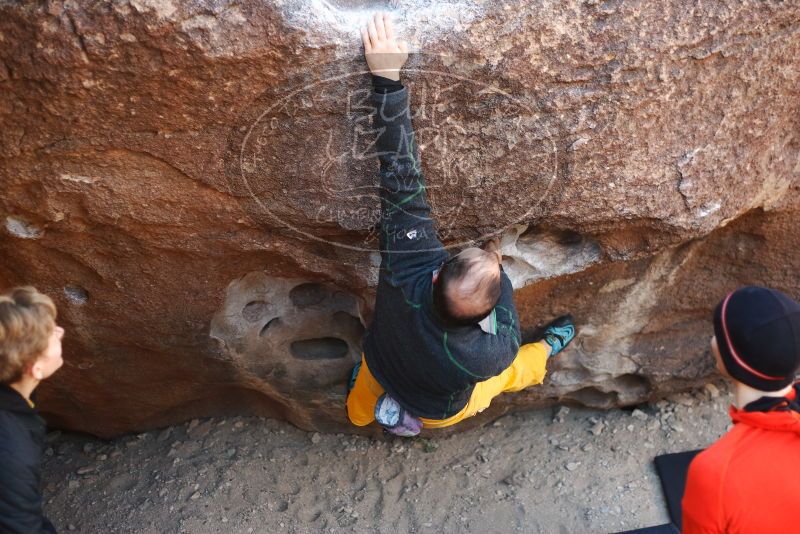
[{"xmin": 0, "ymin": 0, "xmax": 798, "ymax": 436}]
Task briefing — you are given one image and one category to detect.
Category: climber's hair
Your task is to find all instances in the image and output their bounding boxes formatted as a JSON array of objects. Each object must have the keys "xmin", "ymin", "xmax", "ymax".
[
  {"xmin": 0, "ymin": 287, "xmax": 57, "ymax": 385},
  {"xmin": 433, "ymin": 250, "xmax": 502, "ymax": 327}
]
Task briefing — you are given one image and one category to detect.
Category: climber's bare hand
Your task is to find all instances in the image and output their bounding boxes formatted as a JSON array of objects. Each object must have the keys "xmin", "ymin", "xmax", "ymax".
[{"xmin": 361, "ymin": 12, "xmax": 408, "ymax": 81}]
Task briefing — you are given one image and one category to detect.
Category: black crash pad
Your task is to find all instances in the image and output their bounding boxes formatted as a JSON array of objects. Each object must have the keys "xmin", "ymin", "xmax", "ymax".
[
  {"xmin": 613, "ymin": 448, "xmax": 703, "ymax": 534},
  {"xmin": 616, "ymin": 524, "xmax": 679, "ymax": 534},
  {"xmin": 653, "ymin": 449, "xmax": 702, "ymax": 528}
]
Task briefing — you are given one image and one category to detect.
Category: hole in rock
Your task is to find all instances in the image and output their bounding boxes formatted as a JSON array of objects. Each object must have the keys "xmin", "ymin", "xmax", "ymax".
[
  {"xmin": 554, "ymin": 229, "xmax": 584, "ymax": 246},
  {"xmin": 331, "ymin": 310, "xmax": 365, "ymax": 334},
  {"xmin": 271, "ymin": 364, "xmax": 288, "ymax": 380},
  {"xmin": 289, "ymin": 283, "xmax": 328, "ymax": 308},
  {"xmin": 242, "ymin": 301, "xmax": 269, "ymax": 323},
  {"xmin": 260, "ymin": 317, "xmax": 281, "ymax": 337},
  {"xmin": 290, "ymin": 337, "xmax": 349, "ymax": 360},
  {"xmin": 612, "ymin": 373, "xmax": 649, "ymax": 392},
  {"xmin": 564, "ymin": 386, "xmax": 619, "ymax": 408},
  {"xmin": 518, "ymin": 225, "xmax": 586, "ymax": 247},
  {"xmin": 605, "ymin": 373, "xmax": 651, "ymax": 404},
  {"xmin": 504, "ymin": 224, "xmax": 603, "ymax": 286},
  {"xmin": 5, "ymin": 216, "xmax": 43, "ymax": 239},
  {"xmin": 330, "ymin": 290, "xmax": 358, "ymax": 310},
  {"xmin": 64, "ymin": 286, "xmax": 89, "ymax": 305}
]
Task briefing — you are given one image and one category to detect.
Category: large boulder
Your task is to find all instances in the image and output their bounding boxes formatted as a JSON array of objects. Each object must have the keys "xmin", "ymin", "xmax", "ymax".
[{"xmin": 1, "ymin": 0, "xmax": 798, "ymax": 437}]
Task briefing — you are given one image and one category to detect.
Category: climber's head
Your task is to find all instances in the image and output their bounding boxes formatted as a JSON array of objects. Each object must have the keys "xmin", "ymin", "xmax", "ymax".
[
  {"xmin": 710, "ymin": 286, "xmax": 800, "ymax": 392},
  {"xmin": 432, "ymin": 246, "xmax": 503, "ymax": 327},
  {"xmin": 0, "ymin": 287, "xmax": 64, "ymax": 388}
]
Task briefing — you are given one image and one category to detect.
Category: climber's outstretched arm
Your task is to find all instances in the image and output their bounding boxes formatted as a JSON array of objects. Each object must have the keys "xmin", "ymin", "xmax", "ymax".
[{"xmin": 362, "ymin": 12, "xmax": 447, "ymax": 278}]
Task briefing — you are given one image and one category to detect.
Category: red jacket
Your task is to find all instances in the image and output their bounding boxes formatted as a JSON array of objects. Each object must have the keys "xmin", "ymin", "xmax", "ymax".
[{"xmin": 682, "ymin": 386, "xmax": 800, "ymax": 533}]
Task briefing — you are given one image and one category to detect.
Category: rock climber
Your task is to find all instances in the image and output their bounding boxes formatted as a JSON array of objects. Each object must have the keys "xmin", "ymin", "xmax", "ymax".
[
  {"xmin": 346, "ymin": 12, "xmax": 577, "ymax": 436},
  {"xmin": 0, "ymin": 287, "xmax": 63, "ymax": 533},
  {"xmin": 682, "ymin": 286, "xmax": 800, "ymax": 533}
]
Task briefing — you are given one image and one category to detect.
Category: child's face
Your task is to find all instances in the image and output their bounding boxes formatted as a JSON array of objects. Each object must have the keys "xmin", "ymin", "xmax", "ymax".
[{"xmin": 32, "ymin": 324, "xmax": 64, "ymax": 381}]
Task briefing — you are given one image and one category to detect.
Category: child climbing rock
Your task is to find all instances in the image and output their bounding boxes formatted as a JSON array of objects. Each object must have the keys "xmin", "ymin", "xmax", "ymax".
[{"xmin": 346, "ymin": 12, "xmax": 576, "ymax": 436}]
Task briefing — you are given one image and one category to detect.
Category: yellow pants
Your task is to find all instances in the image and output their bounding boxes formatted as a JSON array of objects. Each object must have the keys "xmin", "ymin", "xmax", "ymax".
[{"xmin": 346, "ymin": 341, "xmax": 550, "ymax": 429}]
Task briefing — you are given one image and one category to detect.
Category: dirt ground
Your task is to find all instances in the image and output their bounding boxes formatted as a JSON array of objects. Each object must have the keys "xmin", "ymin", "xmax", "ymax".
[{"xmin": 40, "ymin": 382, "xmax": 731, "ymax": 534}]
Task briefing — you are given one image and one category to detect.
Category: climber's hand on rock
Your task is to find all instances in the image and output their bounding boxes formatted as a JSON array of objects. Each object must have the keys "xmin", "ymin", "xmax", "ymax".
[{"xmin": 361, "ymin": 12, "xmax": 408, "ymax": 81}]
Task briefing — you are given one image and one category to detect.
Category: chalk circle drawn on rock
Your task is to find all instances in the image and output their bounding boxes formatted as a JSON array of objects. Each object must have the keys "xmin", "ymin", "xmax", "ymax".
[{"xmin": 237, "ymin": 66, "xmax": 558, "ymax": 253}]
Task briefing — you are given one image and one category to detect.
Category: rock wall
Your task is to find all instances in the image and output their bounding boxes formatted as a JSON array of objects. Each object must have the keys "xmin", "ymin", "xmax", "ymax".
[{"xmin": 1, "ymin": 0, "xmax": 798, "ymax": 437}]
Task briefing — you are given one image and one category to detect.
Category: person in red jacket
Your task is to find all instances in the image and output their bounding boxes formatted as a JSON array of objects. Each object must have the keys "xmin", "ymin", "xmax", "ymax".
[{"xmin": 682, "ymin": 286, "xmax": 800, "ymax": 533}]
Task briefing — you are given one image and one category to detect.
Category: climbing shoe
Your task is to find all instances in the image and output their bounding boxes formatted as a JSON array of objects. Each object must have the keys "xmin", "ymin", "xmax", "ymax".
[
  {"xmin": 541, "ymin": 314, "xmax": 576, "ymax": 357},
  {"xmin": 374, "ymin": 394, "xmax": 422, "ymax": 437}
]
